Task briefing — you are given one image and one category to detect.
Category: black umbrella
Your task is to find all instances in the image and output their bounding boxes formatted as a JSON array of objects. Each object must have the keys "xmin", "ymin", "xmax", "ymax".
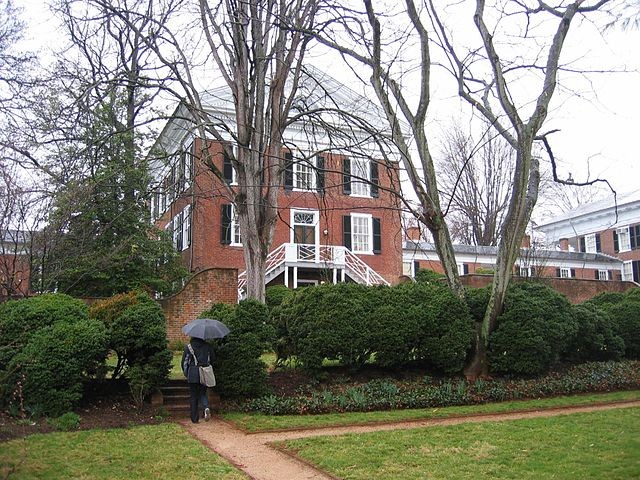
[{"xmin": 182, "ymin": 318, "xmax": 230, "ymax": 340}]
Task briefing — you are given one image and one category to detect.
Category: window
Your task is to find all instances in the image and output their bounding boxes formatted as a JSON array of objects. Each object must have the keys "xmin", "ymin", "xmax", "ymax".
[
  {"xmin": 182, "ymin": 205, "xmax": 191, "ymax": 251},
  {"xmin": 343, "ymin": 214, "xmax": 382, "ymax": 254},
  {"xmin": 352, "ymin": 214, "xmax": 371, "ymax": 253},
  {"xmin": 622, "ymin": 261, "xmax": 633, "ymax": 281},
  {"xmin": 221, "ymin": 204, "xmax": 242, "ymax": 245},
  {"xmin": 457, "ymin": 264, "xmax": 469, "ymax": 275},
  {"xmin": 615, "ymin": 227, "xmax": 631, "ymax": 252},
  {"xmin": 598, "ymin": 269, "xmax": 609, "ymax": 281},
  {"xmin": 630, "ymin": 224, "xmax": 640, "ymax": 250},
  {"xmin": 583, "ymin": 233, "xmax": 600, "ymax": 253},
  {"xmin": 559, "ymin": 267, "xmax": 573, "ymax": 278},
  {"xmin": 295, "ymin": 158, "xmax": 315, "ymax": 190},
  {"xmin": 519, "ymin": 266, "xmax": 533, "ymax": 277},
  {"xmin": 223, "ymin": 147, "xmax": 237, "ymax": 185},
  {"xmin": 351, "ymin": 157, "xmax": 370, "ymax": 196}
]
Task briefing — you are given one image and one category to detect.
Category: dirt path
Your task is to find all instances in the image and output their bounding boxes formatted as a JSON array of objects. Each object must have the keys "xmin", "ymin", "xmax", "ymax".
[{"xmin": 181, "ymin": 401, "xmax": 640, "ymax": 480}]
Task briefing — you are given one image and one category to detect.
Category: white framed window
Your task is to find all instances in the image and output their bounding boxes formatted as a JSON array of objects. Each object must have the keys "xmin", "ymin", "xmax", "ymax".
[
  {"xmin": 350, "ymin": 157, "xmax": 370, "ymax": 197},
  {"xmin": 181, "ymin": 205, "xmax": 191, "ymax": 251},
  {"xmin": 294, "ymin": 156, "xmax": 315, "ymax": 191},
  {"xmin": 617, "ymin": 227, "xmax": 631, "ymax": 252},
  {"xmin": 520, "ymin": 266, "xmax": 533, "ymax": 277},
  {"xmin": 351, "ymin": 213, "xmax": 372, "ymax": 253},
  {"xmin": 560, "ymin": 267, "xmax": 572, "ymax": 278},
  {"xmin": 598, "ymin": 269, "xmax": 609, "ymax": 281},
  {"xmin": 622, "ymin": 261, "xmax": 633, "ymax": 281},
  {"xmin": 231, "ymin": 204, "xmax": 241, "ymax": 245},
  {"xmin": 584, "ymin": 233, "xmax": 597, "ymax": 253},
  {"xmin": 402, "ymin": 262, "xmax": 413, "ymax": 277}
]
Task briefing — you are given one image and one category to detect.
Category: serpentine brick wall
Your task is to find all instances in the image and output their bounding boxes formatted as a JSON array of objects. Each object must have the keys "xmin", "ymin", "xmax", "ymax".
[{"xmin": 161, "ymin": 268, "xmax": 238, "ymax": 341}]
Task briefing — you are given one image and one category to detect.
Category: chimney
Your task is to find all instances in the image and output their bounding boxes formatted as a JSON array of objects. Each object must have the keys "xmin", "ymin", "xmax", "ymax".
[
  {"xmin": 559, "ymin": 238, "xmax": 569, "ymax": 251},
  {"xmin": 521, "ymin": 234, "xmax": 531, "ymax": 248},
  {"xmin": 406, "ymin": 226, "xmax": 421, "ymax": 242}
]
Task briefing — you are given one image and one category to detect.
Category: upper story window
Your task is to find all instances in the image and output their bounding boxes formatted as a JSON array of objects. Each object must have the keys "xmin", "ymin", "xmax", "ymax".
[
  {"xmin": 284, "ymin": 152, "xmax": 324, "ymax": 193},
  {"xmin": 223, "ymin": 146, "xmax": 237, "ymax": 185},
  {"xmin": 170, "ymin": 205, "xmax": 191, "ymax": 252},
  {"xmin": 558, "ymin": 267, "xmax": 573, "ymax": 278},
  {"xmin": 614, "ymin": 227, "xmax": 631, "ymax": 253},
  {"xmin": 597, "ymin": 269, "xmax": 609, "ymax": 281},
  {"xmin": 630, "ymin": 224, "xmax": 640, "ymax": 250},
  {"xmin": 221, "ymin": 203, "xmax": 241, "ymax": 246},
  {"xmin": 581, "ymin": 233, "xmax": 601, "ymax": 253},
  {"xmin": 342, "ymin": 157, "xmax": 379, "ymax": 198}
]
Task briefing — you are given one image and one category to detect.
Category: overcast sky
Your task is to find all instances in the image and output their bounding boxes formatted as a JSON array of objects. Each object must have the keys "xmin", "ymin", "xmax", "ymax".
[{"xmin": 19, "ymin": 1, "xmax": 640, "ymax": 202}]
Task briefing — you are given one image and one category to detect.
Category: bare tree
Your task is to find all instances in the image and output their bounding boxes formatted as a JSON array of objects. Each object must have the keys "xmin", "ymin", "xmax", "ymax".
[{"xmin": 438, "ymin": 122, "xmax": 514, "ymax": 246}]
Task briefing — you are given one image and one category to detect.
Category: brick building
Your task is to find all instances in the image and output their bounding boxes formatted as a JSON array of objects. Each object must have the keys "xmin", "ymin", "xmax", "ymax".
[
  {"xmin": 536, "ymin": 189, "xmax": 640, "ymax": 283},
  {"xmin": 149, "ymin": 72, "xmax": 403, "ymax": 301},
  {"xmin": 0, "ymin": 229, "xmax": 31, "ymax": 299}
]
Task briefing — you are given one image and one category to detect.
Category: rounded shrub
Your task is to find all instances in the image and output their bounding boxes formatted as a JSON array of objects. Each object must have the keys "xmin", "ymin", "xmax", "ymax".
[
  {"xmin": 8, "ymin": 319, "xmax": 108, "ymax": 417},
  {"xmin": 488, "ymin": 282, "xmax": 578, "ymax": 375},
  {"xmin": 0, "ymin": 294, "xmax": 89, "ymax": 368},
  {"xmin": 283, "ymin": 283, "xmax": 378, "ymax": 370},
  {"xmin": 565, "ymin": 304, "xmax": 624, "ymax": 363},
  {"xmin": 587, "ymin": 288, "xmax": 640, "ymax": 359},
  {"xmin": 201, "ymin": 300, "xmax": 273, "ymax": 398}
]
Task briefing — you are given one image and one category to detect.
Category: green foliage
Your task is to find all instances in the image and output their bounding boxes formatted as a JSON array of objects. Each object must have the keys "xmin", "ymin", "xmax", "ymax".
[
  {"xmin": 8, "ymin": 319, "xmax": 108, "ymax": 417},
  {"xmin": 488, "ymin": 282, "xmax": 578, "ymax": 375},
  {"xmin": 89, "ymin": 291, "xmax": 172, "ymax": 402},
  {"xmin": 566, "ymin": 304, "xmax": 625, "ymax": 363},
  {"xmin": 414, "ymin": 269, "xmax": 445, "ymax": 284},
  {"xmin": 587, "ymin": 288, "xmax": 640, "ymax": 359},
  {"xmin": 265, "ymin": 285, "xmax": 294, "ymax": 309},
  {"xmin": 241, "ymin": 360, "xmax": 640, "ymax": 415},
  {"xmin": 464, "ymin": 286, "xmax": 490, "ymax": 323},
  {"xmin": 278, "ymin": 282, "xmax": 473, "ymax": 374},
  {"xmin": 47, "ymin": 412, "xmax": 81, "ymax": 431},
  {"xmin": 201, "ymin": 300, "xmax": 273, "ymax": 398},
  {"xmin": 0, "ymin": 294, "xmax": 89, "ymax": 368}
]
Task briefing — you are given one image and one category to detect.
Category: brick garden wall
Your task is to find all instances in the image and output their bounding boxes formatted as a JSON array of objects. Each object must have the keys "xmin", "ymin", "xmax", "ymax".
[
  {"xmin": 460, "ymin": 274, "xmax": 637, "ymax": 304},
  {"xmin": 161, "ymin": 268, "xmax": 238, "ymax": 341}
]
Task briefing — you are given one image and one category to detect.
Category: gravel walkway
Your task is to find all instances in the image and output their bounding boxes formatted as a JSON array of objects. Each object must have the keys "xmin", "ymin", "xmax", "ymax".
[{"xmin": 181, "ymin": 401, "xmax": 640, "ymax": 480}]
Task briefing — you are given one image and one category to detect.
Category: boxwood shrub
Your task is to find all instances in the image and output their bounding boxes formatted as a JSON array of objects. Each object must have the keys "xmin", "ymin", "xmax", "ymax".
[
  {"xmin": 566, "ymin": 304, "xmax": 624, "ymax": 363},
  {"xmin": 588, "ymin": 288, "xmax": 640, "ymax": 359},
  {"xmin": 200, "ymin": 299, "xmax": 273, "ymax": 398},
  {"xmin": 488, "ymin": 282, "xmax": 578, "ymax": 375}
]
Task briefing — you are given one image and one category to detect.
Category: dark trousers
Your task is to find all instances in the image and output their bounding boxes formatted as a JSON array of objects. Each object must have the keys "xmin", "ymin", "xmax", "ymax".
[{"xmin": 188, "ymin": 382, "xmax": 209, "ymax": 423}]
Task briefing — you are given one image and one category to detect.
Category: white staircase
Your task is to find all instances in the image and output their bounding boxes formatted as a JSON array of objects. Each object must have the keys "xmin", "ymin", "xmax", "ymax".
[{"xmin": 238, "ymin": 243, "xmax": 389, "ymax": 298}]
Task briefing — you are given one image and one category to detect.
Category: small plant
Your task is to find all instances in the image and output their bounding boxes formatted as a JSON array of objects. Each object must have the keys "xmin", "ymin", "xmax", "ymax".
[{"xmin": 48, "ymin": 412, "xmax": 81, "ymax": 431}]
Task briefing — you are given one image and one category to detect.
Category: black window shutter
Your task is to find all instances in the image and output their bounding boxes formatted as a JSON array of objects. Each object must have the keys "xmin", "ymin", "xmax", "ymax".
[
  {"xmin": 613, "ymin": 230, "xmax": 619, "ymax": 252},
  {"xmin": 284, "ymin": 152, "xmax": 294, "ymax": 191},
  {"xmin": 414, "ymin": 261, "xmax": 420, "ymax": 274},
  {"xmin": 556, "ymin": 268, "xmax": 561, "ymax": 278},
  {"xmin": 579, "ymin": 236, "xmax": 586, "ymax": 252},
  {"xmin": 571, "ymin": 268, "xmax": 576, "ymax": 278},
  {"xmin": 463, "ymin": 264, "xmax": 469, "ymax": 275},
  {"xmin": 316, "ymin": 155, "xmax": 325, "ymax": 195},
  {"xmin": 595, "ymin": 233, "xmax": 601, "ymax": 252},
  {"xmin": 176, "ymin": 212, "xmax": 183, "ymax": 251},
  {"xmin": 343, "ymin": 215, "xmax": 352, "ymax": 250},
  {"xmin": 373, "ymin": 217, "xmax": 381, "ymax": 254},
  {"xmin": 221, "ymin": 204, "xmax": 232, "ymax": 244},
  {"xmin": 342, "ymin": 157, "xmax": 351, "ymax": 195},
  {"xmin": 633, "ymin": 260, "xmax": 640, "ymax": 282},
  {"xmin": 370, "ymin": 160, "xmax": 379, "ymax": 198},
  {"xmin": 595, "ymin": 269, "xmax": 599, "ymax": 280},
  {"xmin": 223, "ymin": 150, "xmax": 233, "ymax": 184},
  {"xmin": 631, "ymin": 226, "xmax": 637, "ymax": 250}
]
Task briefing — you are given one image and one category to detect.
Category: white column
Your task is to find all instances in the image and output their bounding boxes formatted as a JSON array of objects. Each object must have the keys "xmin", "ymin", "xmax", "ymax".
[
  {"xmin": 284, "ymin": 266, "xmax": 289, "ymax": 287},
  {"xmin": 341, "ymin": 269, "xmax": 345, "ymax": 282},
  {"xmin": 293, "ymin": 266, "xmax": 298, "ymax": 289},
  {"xmin": 333, "ymin": 268, "xmax": 337, "ymax": 284}
]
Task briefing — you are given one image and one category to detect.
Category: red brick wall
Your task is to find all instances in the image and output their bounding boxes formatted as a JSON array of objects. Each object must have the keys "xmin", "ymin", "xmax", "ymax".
[
  {"xmin": 460, "ymin": 274, "xmax": 637, "ymax": 304},
  {"xmin": 161, "ymin": 268, "xmax": 238, "ymax": 341}
]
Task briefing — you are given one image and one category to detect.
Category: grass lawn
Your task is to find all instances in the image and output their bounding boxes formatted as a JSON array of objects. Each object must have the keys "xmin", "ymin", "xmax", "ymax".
[
  {"xmin": 0, "ymin": 423, "xmax": 246, "ymax": 480},
  {"xmin": 223, "ymin": 389, "xmax": 640, "ymax": 432},
  {"xmin": 283, "ymin": 407, "xmax": 640, "ymax": 480}
]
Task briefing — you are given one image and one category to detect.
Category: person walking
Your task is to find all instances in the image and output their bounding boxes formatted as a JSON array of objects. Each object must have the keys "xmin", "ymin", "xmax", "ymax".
[{"xmin": 182, "ymin": 337, "xmax": 214, "ymax": 423}]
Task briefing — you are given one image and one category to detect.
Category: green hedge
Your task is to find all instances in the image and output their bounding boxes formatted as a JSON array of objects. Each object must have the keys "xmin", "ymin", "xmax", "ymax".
[
  {"xmin": 200, "ymin": 299, "xmax": 274, "ymax": 398},
  {"xmin": 488, "ymin": 282, "xmax": 578, "ymax": 375},
  {"xmin": 588, "ymin": 289, "xmax": 640, "ymax": 359},
  {"xmin": 277, "ymin": 282, "xmax": 474, "ymax": 374}
]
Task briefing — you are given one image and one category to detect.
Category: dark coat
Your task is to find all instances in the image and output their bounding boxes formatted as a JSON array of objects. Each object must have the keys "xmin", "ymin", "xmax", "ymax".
[{"xmin": 181, "ymin": 337, "xmax": 214, "ymax": 384}]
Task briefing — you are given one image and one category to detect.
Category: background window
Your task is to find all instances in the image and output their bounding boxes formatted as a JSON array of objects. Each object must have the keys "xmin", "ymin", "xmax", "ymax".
[
  {"xmin": 350, "ymin": 158, "xmax": 370, "ymax": 196},
  {"xmin": 351, "ymin": 214, "xmax": 371, "ymax": 253}
]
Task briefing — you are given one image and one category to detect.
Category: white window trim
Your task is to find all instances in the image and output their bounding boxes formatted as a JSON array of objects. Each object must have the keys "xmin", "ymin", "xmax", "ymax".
[
  {"xmin": 622, "ymin": 261, "xmax": 633, "ymax": 281},
  {"xmin": 228, "ymin": 146, "xmax": 238, "ymax": 186},
  {"xmin": 598, "ymin": 269, "xmax": 609, "ymax": 281},
  {"xmin": 293, "ymin": 154, "xmax": 316, "ymax": 191},
  {"xmin": 289, "ymin": 209, "xmax": 319, "ymax": 245},
  {"xmin": 230, "ymin": 204, "xmax": 242, "ymax": 246},
  {"xmin": 584, "ymin": 233, "xmax": 597, "ymax": 253},
  {"xmin": 519, "ymin": 266, "xmax": 533, "ymax": 277},
  {"xmin": 351, "ymin": 213, "xmax": 373, "ymax": 254},
  {"xmin": 350, "ymin": 157, "xmax": 371, "ymax": 198},
  {"xmin": 617, "ymin": 227, "xmax": 631, "ymax": 252},
  {"xmin": 181, "ymin": 205, "xmax": 191, "ymax": 251},
  {"xmin": 560, "ymin": 267, "xmax": 572, "ymax": 278}
]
